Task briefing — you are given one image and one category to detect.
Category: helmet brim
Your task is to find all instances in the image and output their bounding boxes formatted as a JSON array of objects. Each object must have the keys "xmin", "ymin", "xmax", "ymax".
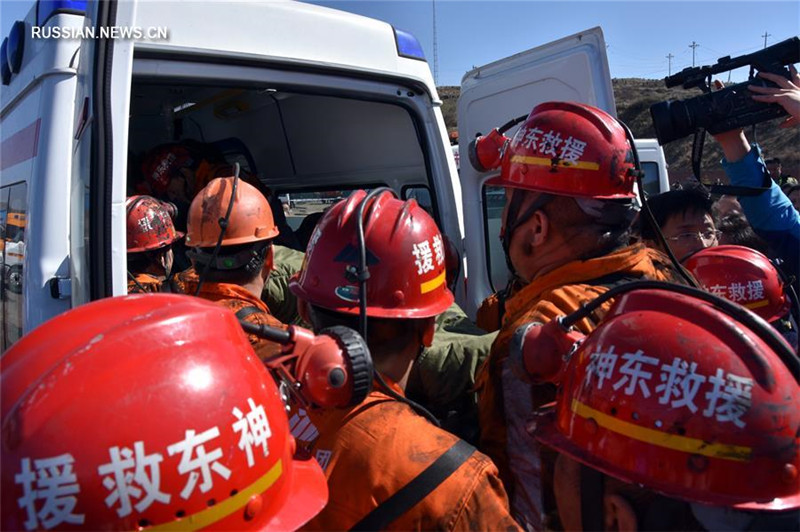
[
  {"xmin": 289, "ymin": 278, "xmax": 455, "ymax": 319},
  {"xmin": 264, "ymin": 457, "xmax": 328, "ymax": 531},
  {"xmin": 485, "ymin": 175, "xmax": 637, "ymax": 200},
  {"xmin": 534, "ymin": 411, "xmax": 800, "ymax": 511},
  {"xmin": 127, "ymin": 231, "xmax": 185, "ymax": 253}
]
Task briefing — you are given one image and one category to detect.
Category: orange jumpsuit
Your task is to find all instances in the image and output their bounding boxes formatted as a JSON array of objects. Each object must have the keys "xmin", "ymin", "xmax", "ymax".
[
  {"xmin": 127, "ymin": 273, "xmax": 164, "ymax": 294},
  {"xmin": 475, "ymin": 277, "xmax": 525, "ymax": 333},
  {"xmin": 475, "ymin": 244, "xmax": 682, "ymax": 529},
  {"xmin": 300, "ymin": 378, "xmax": 521, "ymax": 531},
  {"xmin": 178, "ymin": 268, "xmax": 285, "ymax": 360}
]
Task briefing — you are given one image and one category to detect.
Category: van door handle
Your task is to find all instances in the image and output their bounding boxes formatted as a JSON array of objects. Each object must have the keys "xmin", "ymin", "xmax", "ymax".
[{"xmin": 49, "ymin": 277, "xmax": 72, "ymax": 300}]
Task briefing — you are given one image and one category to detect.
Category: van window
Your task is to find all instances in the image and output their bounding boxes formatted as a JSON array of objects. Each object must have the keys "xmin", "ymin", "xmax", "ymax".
[
  {"xmin": 127, "ymin": 77, "xmax": 433, "ymax": 262},
  {"xmin": 641, "ymin": 161, "xmax": 660, "ymax": 197},
  {"xmin": 402, "ymin": 185, "xmax": 437, "ymax": 219},
  {"xmin": 282, "ymin": 188, "xmax": 371, "ymax": 251},
  {"xmin": 128, "ymin": 81, "xmax": 427, "ymax": 192},
  {"xmin": 483, "ymin": 184, "xmax": 510, "ymax": 293},
  {"xmin": 1, "ymin": 182, "xmax": 27, "ymax": 351}
]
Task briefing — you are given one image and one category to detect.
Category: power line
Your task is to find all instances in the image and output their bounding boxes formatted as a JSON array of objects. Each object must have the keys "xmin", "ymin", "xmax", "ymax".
[
  {"xmin": 666, "ymin": 53, "xmax": 674, "ymax": 76},
  {"xmin": 761, "ymin": 31, "xmax": 771, "ymax": 49}
]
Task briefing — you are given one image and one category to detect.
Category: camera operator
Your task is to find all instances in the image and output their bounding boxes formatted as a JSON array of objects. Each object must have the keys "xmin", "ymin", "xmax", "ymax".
[
  {"xmin": 711, "ymin": 64, "xmax": 800, "ymax": 280},
  {"xmin": 750, "ymin": 65, "xmax": 800, "ymax": 128}
]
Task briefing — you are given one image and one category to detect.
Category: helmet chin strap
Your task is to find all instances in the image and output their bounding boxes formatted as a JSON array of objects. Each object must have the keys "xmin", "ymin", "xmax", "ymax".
[
  {"xmin": 501, "ymin": 190, "xmax": 553, "ymax": 277},
  {"xmin": 194, "ymin": 163, "xmax": 240, "ymax": 296},
  {"xmin": 349, "ymin": 188, "xmax": 443, "ymax": 428}
]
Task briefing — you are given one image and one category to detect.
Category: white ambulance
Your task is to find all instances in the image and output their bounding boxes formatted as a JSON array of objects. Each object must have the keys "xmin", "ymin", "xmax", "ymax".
[{"xmin": 0, "ymin": 0, "xmax": 664, "ymax": 350}]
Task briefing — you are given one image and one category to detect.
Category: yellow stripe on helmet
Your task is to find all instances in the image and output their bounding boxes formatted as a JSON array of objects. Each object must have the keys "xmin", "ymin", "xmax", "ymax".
[
  {"xmin": 420, "ymin": 272, "xmax": 446, "ymax": 294},
  {"xmin": 571, "ymin": 400, "xmax": 752, "ymax": 462},
  {"xmin": 510, "ymin": 155, "xmax": 600, "ymax": 171},
  {"xmin": 148, "ymin": 459, "xmax": 283, "ymax": 531}
]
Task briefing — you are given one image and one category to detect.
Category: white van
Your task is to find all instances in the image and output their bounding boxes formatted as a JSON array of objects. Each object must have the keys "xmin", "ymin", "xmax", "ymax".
[
  {"xmin": 0, "ymin": 0, "xmax": 654, "ymax": 349},
  {"xmin": 635, "ymin": 137, "xmax": 670, "ymax": 196}
]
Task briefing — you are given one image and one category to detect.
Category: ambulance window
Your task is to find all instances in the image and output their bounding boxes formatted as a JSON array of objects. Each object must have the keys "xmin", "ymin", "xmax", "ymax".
[
  {"xmin": 402, "ymin": 186, "xmax": 437, "ymax": 219},
  {"xmin": 482, "ymin": 184, "xmax": 510, "ymax": 293},
  {"xmin": 1, "ymin": 182, "xmax": 27, "ymax": 351}
]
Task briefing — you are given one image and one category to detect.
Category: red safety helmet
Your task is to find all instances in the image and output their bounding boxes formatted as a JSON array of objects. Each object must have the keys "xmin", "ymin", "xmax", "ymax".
[
  {"xmin": 186, "ymin": 176, "xmax": 279, "ymax": 248},
  {"xmin": 533, "ymin": 288, "xmax": 800, "ymax": 510},
  {"xmin": 683, "ymin": 245, "xmax": 791, "ymax": 323},
  {"xmin": 289, "ymin": 190, "xmax": 454, "ymax": 318},
  {"xmin": 140, "ymin": 144, "xmax": 196, "ymax": 196},
  {"xmin": 126, "ymin": 195, "xmax": 184, "ymax": 253},
  {"xmin": 486, "ymin": 102, "xmax": 637, "ymax": 199},
  {"xmin": 1, "ymin": 294, "xmax": 327, "ymax": 531}
]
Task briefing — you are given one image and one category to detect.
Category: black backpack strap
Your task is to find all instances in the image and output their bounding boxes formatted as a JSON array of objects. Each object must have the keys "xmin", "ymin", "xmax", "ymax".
[
  {"xmin": 579, "ymin": 272, "xmax": 641, "ymax": 328},
  {"xmin": 582, "ymin": 271, "xmax": 639, "ymax": 290},
  {"xmin": 235, "ymin": 305, "xmax": 264, "ymax": 321},
  {"xmin": 350, "ymin": 439, "xmax": 476, "ymax": 531}
]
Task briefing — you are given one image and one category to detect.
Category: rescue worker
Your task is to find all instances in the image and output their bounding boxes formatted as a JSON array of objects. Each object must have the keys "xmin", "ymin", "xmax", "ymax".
[
  {"xmin": 472, "ymin": 101, "xmax": 682, "ymax": 529},
  {"xmin": 684, "ymin": 244, "xmax": 798, "ymax": 350},
  {"xmin": 1, "ymin": 294, "xmax": 328, "ymax": 531},
  {"xmin": 263, "ymin": 224, "xmax": 497, "ymax": 443},
  {"xmin": 140, "ymin": 142, "xmax": 218, "ymax": 218},
  {"xmin": 639, "ymin": 185, "xmax": 720, "ymax": 262},
  {"xmin": 140, "ymin": 141, "xmax": 269, "ymax": 229},
  {"xmin": 528, "ymin": 287, "xmax": 800, "ymax": 531},
  {"xmin": 125, "ymin": 195, "xmax": 183, "ymax": 293},
  {"xmin": 178, "ymin": 175, "xmax": 285, "ymax": 359},
  {"xmin": 289, "ymin": 190, "xmax": 520, "ymax": 531}
]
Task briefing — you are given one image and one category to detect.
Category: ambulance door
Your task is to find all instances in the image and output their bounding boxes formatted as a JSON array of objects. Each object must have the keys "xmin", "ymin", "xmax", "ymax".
[
  {"xmin": 457, "ymin": 27, "xmax": 615, "ymax": 317},
  {"xmin": 71, "ymin": 0, "xmax": 135, "ymax": 303}
]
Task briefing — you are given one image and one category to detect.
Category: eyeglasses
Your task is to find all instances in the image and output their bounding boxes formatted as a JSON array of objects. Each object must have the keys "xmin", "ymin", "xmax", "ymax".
[{"xmin": 665, "ymin": 230, "xmax": 721, "ymax": 244}]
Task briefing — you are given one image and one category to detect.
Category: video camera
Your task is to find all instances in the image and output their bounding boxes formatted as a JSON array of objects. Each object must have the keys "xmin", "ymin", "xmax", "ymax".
[{"xmin": 650, "ymin": 37, "xmax": 799, "ymax": 145}]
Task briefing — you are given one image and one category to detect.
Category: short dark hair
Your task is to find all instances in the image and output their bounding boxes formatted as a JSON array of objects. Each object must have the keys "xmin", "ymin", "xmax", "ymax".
[
  {"xmin": 640, "ymin": 186, "xmax": 713, "ymax": 241},
  {"xmin": 765, "ymin": 157, "xmax": 781, "ymax": 165},
  {"xmin": 197, "ymin": 241, "xmax": 270, "ymax": 285},
  {"xmin": 127, "ymin": 247, "xmax": 170, "ymax": 273},
  {"xmin": 716, "ymin": 213, "xmax": 770, "ymax": 254},
  {"xmin": 307, "ymin": 304, "xmax": 421, "ymax": 362}
]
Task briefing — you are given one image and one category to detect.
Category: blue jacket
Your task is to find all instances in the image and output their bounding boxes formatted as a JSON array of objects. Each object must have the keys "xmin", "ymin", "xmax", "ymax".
[{"xmin": 721, "ymin": 145, "xmax": 800, "ymax": 279}]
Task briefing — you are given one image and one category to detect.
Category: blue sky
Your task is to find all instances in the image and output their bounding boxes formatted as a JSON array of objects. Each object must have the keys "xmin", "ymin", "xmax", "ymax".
[{"xmin": 2, "ymin": 0, "xmax": 798, "ymax": 85}]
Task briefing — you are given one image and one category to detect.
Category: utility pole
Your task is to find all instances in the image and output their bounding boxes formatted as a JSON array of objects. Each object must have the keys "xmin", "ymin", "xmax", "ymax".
[
  {"xmin": 762, "ymin": 31, "xmax": 771, "ymax": 48},
  {"xmin": 666, "ymin": 53, "xmax": 674, "ymax": 76},
  {"xmin": 432, "ymin": 0, "xmax": 439, "ymax": 85},
  {"xmin": 689, "ymin": 41, "xmax": 699, "ymax": 67}
]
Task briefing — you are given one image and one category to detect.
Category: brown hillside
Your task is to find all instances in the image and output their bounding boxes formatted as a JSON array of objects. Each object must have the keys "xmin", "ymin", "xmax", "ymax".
[{"xmin": 438, "ymin": 80, "xmax": 799, "ymax": 184}]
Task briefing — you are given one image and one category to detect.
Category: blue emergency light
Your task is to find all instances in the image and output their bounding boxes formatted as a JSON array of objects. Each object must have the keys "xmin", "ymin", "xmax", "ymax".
[
  {"xmin": 1, "ymin": 38, "xmax": 10, "ymax": 85},
  {"xmin": 37, "ymin": 0, "xmax": 88, "ymax": 27},
  {"xmin": 8, "ymin": 21, "xmax": 26, "ymax": 74},
  {"xmin": 393, "ymin": 27, "xmax": 426, "ymax": 61}
]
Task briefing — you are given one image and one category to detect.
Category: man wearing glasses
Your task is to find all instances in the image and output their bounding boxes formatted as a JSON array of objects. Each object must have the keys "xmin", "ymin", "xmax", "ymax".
[{"xmin": 639, "ymin": 186, "xmax": 720, "ymax": 261}]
